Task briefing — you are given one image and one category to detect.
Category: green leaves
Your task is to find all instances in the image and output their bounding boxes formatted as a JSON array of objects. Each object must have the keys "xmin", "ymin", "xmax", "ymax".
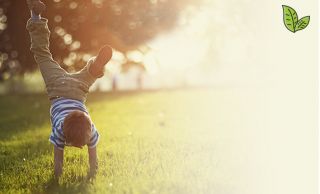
[
  {"xmin": 282, "ymin": 5, "xmax": 310, "ymax": 33},
  {"xmin": 295, "ymin": 16, "xmax": 310, "ymax": 32},
  {"xmin": 282, "ymin": 5, "xmax": 298, "ymax": 32}
]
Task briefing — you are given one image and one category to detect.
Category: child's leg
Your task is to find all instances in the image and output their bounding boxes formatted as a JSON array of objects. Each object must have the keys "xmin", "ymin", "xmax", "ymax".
[
  {"xmin": 26, "ymin": 1, "xmax": 66, "ymax": 87},
  {"xmin": 73, "ymin": 45, "xmax": 112, "ymax": 87}
]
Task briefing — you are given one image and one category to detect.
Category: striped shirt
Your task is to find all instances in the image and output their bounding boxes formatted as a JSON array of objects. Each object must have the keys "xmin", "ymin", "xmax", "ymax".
[{"xmin": 49, "ymin": 98, "xmax": 99, "ymax": 150}]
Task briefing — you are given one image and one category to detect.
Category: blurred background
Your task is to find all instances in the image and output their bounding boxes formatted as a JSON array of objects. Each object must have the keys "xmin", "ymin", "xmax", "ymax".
[
  {"xmin": 0, "ymin": 0, "xmax": 316, "ymax": 93},
  {"xmin": 0, "ymin": 0, "xmax": 318, "ymax": 193},
  {"xmin": 0, "ymin": 0, "xmax": 209, "ymax": 93}
]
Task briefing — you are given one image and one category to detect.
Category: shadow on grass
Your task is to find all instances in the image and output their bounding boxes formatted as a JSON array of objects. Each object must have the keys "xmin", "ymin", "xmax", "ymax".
[
  {"xmin": 0, "ymin": 138, "xmax": 52, "ymax": 191},
  {"xmin": 0, "ymin": 133, "xmax": 95, "ymax": 193},
  {"xmin": 0, "ymin": 93, "xmax": 50, "ymax": 140},
  {"xmin": 44, "ymin": 176, "xmax": 93, "ymax": 194}
]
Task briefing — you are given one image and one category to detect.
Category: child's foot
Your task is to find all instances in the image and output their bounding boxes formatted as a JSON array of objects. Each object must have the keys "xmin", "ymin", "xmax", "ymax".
[
  {"xmin": 27, "ymin": 0, "xmax": 46, "ymax": 15},
  {"xmin": 89, "ymin": 45, "xmax": 113, "ymax": 77}
]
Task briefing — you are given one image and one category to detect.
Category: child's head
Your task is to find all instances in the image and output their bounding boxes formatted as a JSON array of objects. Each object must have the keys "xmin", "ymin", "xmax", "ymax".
[{"xmin": 63, "ymin": 110, "xmax": 92, "ymax": 148}]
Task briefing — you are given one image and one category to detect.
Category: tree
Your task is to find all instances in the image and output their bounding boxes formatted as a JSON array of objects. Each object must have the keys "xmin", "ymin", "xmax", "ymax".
[{"xmin": 0, "ymin": 0, "xmax": 202, "ymax": 80}]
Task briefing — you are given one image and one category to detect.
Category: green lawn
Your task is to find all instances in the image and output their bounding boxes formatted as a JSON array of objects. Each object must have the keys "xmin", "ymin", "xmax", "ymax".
[
  {"xmin": 0, "ymin": 89, "xmax": 316, "ymax": 194},
  {"xmin": 0, "ymin": 90, "xmax": 225, "ymax": 194}
]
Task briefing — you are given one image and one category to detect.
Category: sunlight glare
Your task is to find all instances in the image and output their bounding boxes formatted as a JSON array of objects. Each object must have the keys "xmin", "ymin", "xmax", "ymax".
[{"xmin": 145, "ymin": 2, "xmax": 215, "ymax": 76}]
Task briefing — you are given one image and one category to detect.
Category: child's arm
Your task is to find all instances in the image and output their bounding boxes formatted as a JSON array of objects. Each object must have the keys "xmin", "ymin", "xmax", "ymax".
[
  {"xmin": 88, "ymin": 147, "xmax": 98, "ymax": 178},
  {"xmin": 54, "ymin": 146, "xmax": 64, "ymax": 178}
]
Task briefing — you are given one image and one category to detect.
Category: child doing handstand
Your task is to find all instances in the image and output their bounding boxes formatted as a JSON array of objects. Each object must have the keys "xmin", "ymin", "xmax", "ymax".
[{"xmin": 26, "ymin": 0, "xmax": 113, "ymax": 178}]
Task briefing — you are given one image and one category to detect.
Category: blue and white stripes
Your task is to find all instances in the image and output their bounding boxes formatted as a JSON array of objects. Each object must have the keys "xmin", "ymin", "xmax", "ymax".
[{"xmin": 49, "ymin": 98, "xmax": 99, "ymax": 150}]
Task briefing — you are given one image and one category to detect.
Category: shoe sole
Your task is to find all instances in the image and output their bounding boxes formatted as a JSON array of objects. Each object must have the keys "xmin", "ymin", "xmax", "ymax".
[
  {"xmin": 29, "ymin": 1, "xmax": 46, "ymax": 15},
  {"xmin": 93, "ymin": 45, "xmax": 113, "ymax": 67}
]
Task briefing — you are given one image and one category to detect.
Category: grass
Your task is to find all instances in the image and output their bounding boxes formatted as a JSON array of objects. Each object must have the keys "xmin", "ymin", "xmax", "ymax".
[
  {"xmin": 0, "ymin": 90, "xmax": 225, "ymax": 194},
  {"xmin": 0, "ymin": 92, "xmax": 222, "ymax": 193},
  {"xmin": 1, "ymin": 88, "xmax": 314, "ymax": 194}
]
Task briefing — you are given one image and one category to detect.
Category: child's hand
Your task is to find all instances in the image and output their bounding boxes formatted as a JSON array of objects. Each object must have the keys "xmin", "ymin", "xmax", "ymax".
[{"xmin": 87, "ymin": 168, "xmax": 97, "ymax": 179}]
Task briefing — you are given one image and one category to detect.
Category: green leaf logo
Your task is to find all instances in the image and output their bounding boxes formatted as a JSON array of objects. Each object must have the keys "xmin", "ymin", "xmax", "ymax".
[
  {"xmin": 295, "ymin": 16, "xmax": 310, "ymax": 32},
  {"xmin": 282, "ymin": 5, "xmax": 310, "ymax": 33}
]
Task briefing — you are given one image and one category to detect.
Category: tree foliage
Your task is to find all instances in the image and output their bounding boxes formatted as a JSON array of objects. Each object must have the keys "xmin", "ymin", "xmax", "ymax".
[{"xmin": 0, "ymin": 0, "xmax": 201, "ymax": 80}]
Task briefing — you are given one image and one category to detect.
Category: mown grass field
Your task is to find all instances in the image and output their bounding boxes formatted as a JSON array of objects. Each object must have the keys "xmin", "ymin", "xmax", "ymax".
[{"xmin": 0, "ymin": 89, "xmax": 317, "ymax": 194}]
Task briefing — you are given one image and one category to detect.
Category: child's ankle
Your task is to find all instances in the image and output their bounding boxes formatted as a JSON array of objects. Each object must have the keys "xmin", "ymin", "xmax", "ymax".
[{"xmin": 31, "ymin": 11, "xmax": 41, "ymax": 20}]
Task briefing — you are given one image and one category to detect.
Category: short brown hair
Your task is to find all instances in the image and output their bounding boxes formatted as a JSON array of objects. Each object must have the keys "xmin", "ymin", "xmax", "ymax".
[{"xmin": 63, "ymin": 110, "xmax": 92, "ymax": 148}]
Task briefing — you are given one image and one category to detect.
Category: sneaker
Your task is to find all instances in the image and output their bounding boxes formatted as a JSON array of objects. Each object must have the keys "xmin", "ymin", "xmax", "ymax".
[
  {"xmin": 93, "ymin": 45, "xmax": 113, "ymax": 67},
  {"xmin": 27, "ymin": 0, "xmax": 46, "ymax": 15},
  {"xmin": 89, "ymin": 45, "xmax": 113, "ymax": 77}
]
